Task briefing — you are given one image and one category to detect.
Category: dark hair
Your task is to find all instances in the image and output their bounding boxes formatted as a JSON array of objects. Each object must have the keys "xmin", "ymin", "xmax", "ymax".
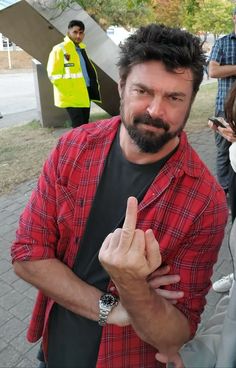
[
  {"xmin": 117, "ymin": 24, "xmax": 205, "ymax": 96},
  {"xmin": 224, "ymin": 82, "xmax": 236, "ymax": 134},
  {"xmin": 68, "ymin": 20, "xmax": 85, "ymax": 31}
]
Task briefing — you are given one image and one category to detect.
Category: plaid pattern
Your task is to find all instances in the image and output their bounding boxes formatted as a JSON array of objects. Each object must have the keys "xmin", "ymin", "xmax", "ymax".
[
  {"xmin": 209, "ymin": 33, "xmax": 236, "ymax": 114},
  {"xmin": 11, "ymin": 116, "xmax": 228, "ymax": 367}
]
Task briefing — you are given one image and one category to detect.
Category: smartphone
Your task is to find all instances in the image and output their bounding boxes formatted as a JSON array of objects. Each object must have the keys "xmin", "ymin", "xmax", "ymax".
[{"xmin": 208, "ymin": 117, "xmax": 226, "ymax": 128}]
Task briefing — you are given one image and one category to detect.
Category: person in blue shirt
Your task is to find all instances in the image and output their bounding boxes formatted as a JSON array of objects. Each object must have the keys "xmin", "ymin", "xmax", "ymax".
[{"xmin": 208, "ymin": 9, "xmax": 236, "ymax": 197}]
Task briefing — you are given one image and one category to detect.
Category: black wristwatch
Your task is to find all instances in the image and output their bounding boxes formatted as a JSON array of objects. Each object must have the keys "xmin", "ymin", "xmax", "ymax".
[{"xmin": 98, "ymin": 293, "xmax": 119, "ymax": 326}]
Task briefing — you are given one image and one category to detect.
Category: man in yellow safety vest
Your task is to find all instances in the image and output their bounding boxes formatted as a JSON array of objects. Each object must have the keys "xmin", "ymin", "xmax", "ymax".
[{"xmin": 47, "ymin": 20, "xmax": 101, "ymax": 128}]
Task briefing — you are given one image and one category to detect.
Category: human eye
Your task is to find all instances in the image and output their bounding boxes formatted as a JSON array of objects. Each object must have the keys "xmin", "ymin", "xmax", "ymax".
[
  {"xmin": 133, "ymin": 87, "xmax": 146, "ymax": 95},
  {"xmin": 169, "ymin": 94, "xmax": 184, "ymax": 102}
]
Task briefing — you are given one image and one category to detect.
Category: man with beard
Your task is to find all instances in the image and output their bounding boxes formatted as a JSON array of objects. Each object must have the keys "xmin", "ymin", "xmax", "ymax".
[{"xmin": 11, "ymin": 24, "xmax": 227, "ymax": 368}]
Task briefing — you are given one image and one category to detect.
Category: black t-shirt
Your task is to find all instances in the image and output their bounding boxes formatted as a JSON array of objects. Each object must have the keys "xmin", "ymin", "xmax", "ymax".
[{"xmin": 47, "ymin": 130, "xmax": 176, "ymax": 368}]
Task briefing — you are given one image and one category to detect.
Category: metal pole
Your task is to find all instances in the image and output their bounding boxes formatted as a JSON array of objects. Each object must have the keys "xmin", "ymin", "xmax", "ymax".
[
  {"xmin": 7, "ymin": 38, "xmax": 12, "ymax": 69},
  {"xmin": 0, "ymin": 33, "xmax": 3, "ymax": 51}
]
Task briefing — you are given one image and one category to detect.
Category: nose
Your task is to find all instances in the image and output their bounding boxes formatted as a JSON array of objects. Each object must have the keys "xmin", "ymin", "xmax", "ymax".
[{"xmin": 146, "ymin": 96, "xmax": 165, "ymax": 119}]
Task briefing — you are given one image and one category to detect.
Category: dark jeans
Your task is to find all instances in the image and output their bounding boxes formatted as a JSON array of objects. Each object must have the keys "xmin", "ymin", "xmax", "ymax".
[
  {"xmin": 37, "ymin": 344, "xmax": 47, "ymax": 368},
  {"xmin": 66, "ymin": 107, "xmax": 90, "ymax": 128},
  {"xmin": 37, "ymin": 362, "xmax": 46, "ymax": 368},
  {"xmin": 215, "ymin": 111, "xmax": 231, "ymax": 191}
]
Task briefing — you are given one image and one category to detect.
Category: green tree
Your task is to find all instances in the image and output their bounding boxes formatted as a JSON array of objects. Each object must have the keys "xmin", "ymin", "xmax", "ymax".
[
  {"xmin": 180, "ymin": 0, "xmax": 201, "ymax": 32},
  {"xmin": 152, "ymin": 0, "xmax": 183, "ymax": 27},
  {"xmin": 181, "ymin": 0, "xmax": 235, "ymax": 37},
  {"xmin": 49, "ymin": 0, "xmax": 236, "ymax": 35},
  {"xmin": 53, "ymin": 0, "xmax": 155, "ymax": 30}
]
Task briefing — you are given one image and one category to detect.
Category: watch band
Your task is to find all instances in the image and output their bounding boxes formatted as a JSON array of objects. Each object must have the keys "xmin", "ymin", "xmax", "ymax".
[{"xmin": 98, "ymin": 293, "xmax": 119, "ymax": 326}]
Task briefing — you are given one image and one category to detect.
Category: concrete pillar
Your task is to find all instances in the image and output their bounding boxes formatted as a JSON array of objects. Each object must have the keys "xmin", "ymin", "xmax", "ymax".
[{"xmin": 32, "ymin": 59, "xmax": 68, "ymax": 127}]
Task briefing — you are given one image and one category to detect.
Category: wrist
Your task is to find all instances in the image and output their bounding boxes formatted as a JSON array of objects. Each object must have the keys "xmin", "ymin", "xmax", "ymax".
[
  {"xmin": 107, "ymin": 300, "xmax": 130, "ymax": 327},
  {"xmin": 117, "ymin": 279, "xmax": 151, "ymax": 301}
]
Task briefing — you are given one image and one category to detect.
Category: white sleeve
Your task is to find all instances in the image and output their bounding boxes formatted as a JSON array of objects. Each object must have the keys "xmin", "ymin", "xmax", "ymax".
[
  {"xmin": 215, "ymin": 283, "xmax": 236, "ymax": 367},
  {"xmin": 176, "ymin": 294, "xmax": 230, "ymax": 368},
  {"xmin": 229, "ymin": 142, "xmax": 236, "ymax": 173}
]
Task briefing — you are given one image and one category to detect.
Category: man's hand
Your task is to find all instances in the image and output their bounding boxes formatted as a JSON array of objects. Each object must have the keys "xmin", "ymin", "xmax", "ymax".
[
  {"xmin": 108, "ymin": 265, "xmax": 183, "ymax": 326},
  {"xmin": 98, "ymin": 196, "xmax": 162, "ymax": 284},
  {"xmin": 148, "ymin": 266, "xmax": 184, "ymax": 304},
  {"xmin": 155, "ymin": 351, "xmax": 184, "ymax": 368},
  {"xmin": 98, "ymin": 197, "xmax": 190, "ymax": 350}
]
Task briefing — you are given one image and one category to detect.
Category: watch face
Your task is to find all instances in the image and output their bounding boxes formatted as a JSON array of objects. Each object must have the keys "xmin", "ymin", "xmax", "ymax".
[{"xmin": 101, "ymin": 293, "xmax": 116, "ymax": 307}]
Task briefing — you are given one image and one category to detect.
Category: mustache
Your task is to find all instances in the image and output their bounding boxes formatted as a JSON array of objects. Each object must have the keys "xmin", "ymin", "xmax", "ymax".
[{"xmin": 133, "ymin": 113, "xmax": 170, "ymax": 132}]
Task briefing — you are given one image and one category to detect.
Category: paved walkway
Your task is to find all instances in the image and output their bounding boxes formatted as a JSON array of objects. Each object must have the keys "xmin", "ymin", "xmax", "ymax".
[
  {"xmin": 0, "ymin": 70, "xmax": 37, "ymax": 129},
  {"xmin": 0, "ymin": 72, "xmax": 233, "ymax": 367}
]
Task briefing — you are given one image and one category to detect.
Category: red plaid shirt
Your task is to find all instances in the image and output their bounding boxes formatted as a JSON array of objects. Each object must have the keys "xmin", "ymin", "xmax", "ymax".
[{"xmin": 11, "ymin": 116, "xmax": 228, "ymax": 367}]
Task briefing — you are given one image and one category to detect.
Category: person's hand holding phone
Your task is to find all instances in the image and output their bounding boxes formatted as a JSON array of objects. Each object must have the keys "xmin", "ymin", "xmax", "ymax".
[
  {"xmin": 208, "ymin": 116, "xmax": 228, "ymax": 129},
  {"xmin": 208, "ymin": 117, "xmax": 236, "ymax": 142}
]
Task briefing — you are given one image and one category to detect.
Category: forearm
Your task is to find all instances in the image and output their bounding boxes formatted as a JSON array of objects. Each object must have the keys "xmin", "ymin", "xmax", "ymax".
[
  {"xmin": 117, "ymin": 280, "xmax": 191, "ymax": 356},
  {"xmin": 209, "ymin": 62, "xmax": 236, "ymax": 78},
  {"xmin": 13, "ymin": 259, "xmax": 102, "ymax": 321}
]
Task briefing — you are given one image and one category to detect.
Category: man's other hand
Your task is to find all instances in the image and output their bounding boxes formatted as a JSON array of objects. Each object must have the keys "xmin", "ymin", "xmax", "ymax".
[
  {"xmin": 155, "ymin": 351, "xmax": 185, "ymax": 368},
  {"xmin": 148, "ymin": 265, "xmax": 184, "ymax": 304}
]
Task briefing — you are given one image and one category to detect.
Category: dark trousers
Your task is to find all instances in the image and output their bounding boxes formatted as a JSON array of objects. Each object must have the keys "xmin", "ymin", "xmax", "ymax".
[
  {"xmin": 37, "ymin": 345, "xmax": 47, "ymax": 368},
  {"xmin": 215, "ymin": 111, "xmax": 231, "ymax": 191},
  {"xmin": 37, "ymin": 362, "xmax": 46, "ymax": 368},
  {"xmin": 66, "ymin": 107, "xmax": 90, "ymax": 128}
]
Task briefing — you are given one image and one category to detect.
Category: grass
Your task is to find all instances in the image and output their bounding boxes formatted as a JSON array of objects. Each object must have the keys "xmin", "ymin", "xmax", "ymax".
[
  {"xmin": 0, "ymin": 121, "xmax": 58, "ymax": 195},
  {"xmin": 186, "ymin": 81, "xmax": 217, "ymax": 133},
  {"xmin": 0, "ymin": 81, "xmax": 217, "ymax": 195}
]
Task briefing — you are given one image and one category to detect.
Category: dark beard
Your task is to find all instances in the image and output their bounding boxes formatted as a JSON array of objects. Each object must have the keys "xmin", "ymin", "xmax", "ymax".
[
  {"xmin": 126, "ymin": 125, "xmax": 175, "ymax": 153},
  {"xmin": 121, "ymin": 111, "xmax": 185, "ymax": 154}
]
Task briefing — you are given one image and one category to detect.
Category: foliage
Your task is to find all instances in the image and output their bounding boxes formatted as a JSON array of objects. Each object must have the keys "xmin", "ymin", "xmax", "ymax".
[
  {"xmin": 46, "ymin": 0, "xmax": 235, "ymax": 34},
  {"xmin": 152, "ymin": 0, "xmax": 183, "ymax": 28},
  {"xmin": 182, "ymin": 0, "xmax": 235, "ymax": 37},
  {"xmin": 180, "ymin": 0, "xmax": 201, "ymax": 32},
  {"xmin": 152, "ymin": 0, "xmax": 235, "ymax": 35},
  {"xmin": 53, "ymin": 0, "xmax": 155, "ymax": 30}
]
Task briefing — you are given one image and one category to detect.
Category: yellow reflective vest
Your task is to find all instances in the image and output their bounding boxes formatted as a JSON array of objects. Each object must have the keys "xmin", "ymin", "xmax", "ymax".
[{"xmin": 47, "ymin": 36, "xmax": 101, "ymax": 108}]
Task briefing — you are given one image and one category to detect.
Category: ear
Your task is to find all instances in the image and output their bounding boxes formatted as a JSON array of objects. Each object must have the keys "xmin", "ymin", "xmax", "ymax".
[{"xmin": 118, "ymin": 79, "xmax": 124, "ymax": 98}]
